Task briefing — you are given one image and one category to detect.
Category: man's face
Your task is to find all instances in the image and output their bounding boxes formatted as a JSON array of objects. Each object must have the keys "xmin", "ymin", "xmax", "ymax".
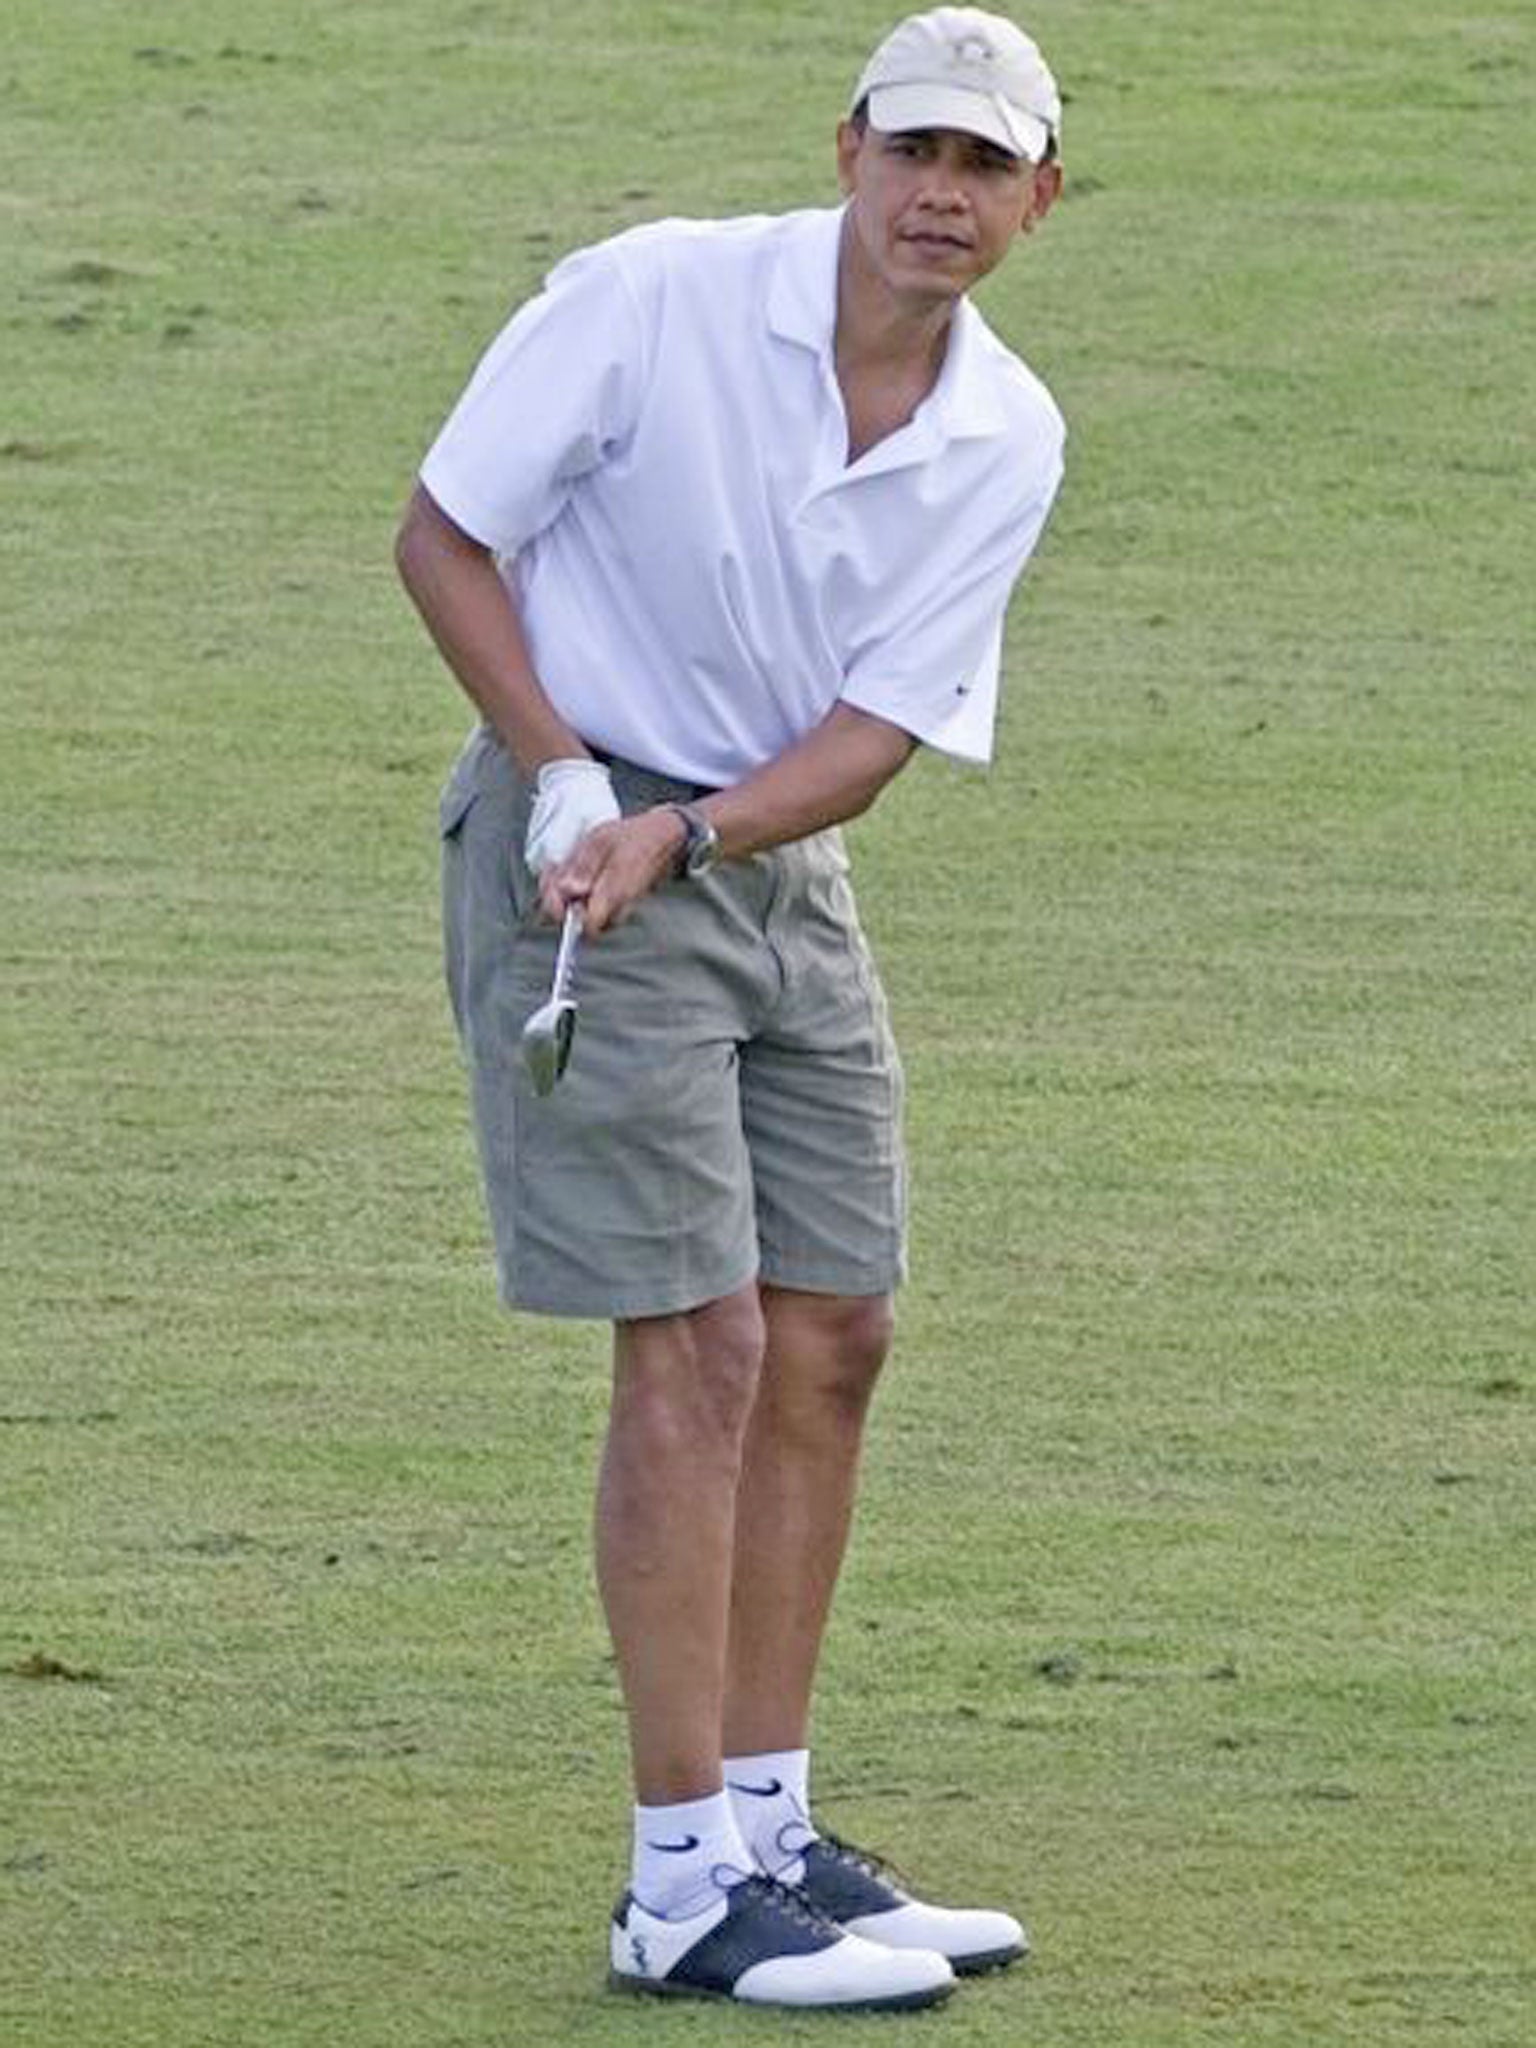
[{"xmin": 836, "ymin": 120, "xmax": 1061, "ymax": 308}]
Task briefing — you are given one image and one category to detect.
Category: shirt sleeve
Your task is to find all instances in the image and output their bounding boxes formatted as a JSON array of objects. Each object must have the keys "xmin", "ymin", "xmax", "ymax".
[
  {"xmin": 837, "ymin": 446, "xmax": 1063, "ymax": 765},
  {"xmin": 835, "ymin": 391, "xmax": 1064, "ymax": 761},
  {"xmin": 417, "ymin": 244, "xmax": 647, "ymax": 555}
]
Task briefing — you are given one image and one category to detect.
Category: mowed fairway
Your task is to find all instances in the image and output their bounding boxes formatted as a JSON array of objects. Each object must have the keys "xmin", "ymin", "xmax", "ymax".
[{"xmin": 3, "ymin": 2, "xmax": 1533, "ymax": 2043}]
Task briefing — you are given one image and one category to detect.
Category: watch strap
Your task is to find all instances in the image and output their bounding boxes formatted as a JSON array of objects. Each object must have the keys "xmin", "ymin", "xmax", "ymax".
[{"xmin": 666, "ymin": 802, "xmax": 719, "ymax": 878}]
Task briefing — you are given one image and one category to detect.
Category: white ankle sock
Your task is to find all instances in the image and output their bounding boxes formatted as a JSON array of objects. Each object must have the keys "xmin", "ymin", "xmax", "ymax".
[
  {"xmin": 724, "ymin": 1747, "xmax": 817, "ymax": 1878},
  {"xmin": 632, "ymin": 1788, "xmax": 751, "ymax": 1920}
]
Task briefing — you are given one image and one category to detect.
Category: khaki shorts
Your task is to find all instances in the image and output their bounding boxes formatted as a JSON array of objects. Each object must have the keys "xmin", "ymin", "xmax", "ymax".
[{"xmin": 439, "ymin": 726, "xmax": 906, "ymax": 1320}]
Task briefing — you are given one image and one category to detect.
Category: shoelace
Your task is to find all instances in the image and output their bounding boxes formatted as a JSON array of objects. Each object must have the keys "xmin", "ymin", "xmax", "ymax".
[
  {"xmin": 739, "ymin": 1873, "xmax": 842, "ymax": 1935},
  {"xmin": 815, "ymin": 1832, "xmax": 916, "ymax": 1895}
]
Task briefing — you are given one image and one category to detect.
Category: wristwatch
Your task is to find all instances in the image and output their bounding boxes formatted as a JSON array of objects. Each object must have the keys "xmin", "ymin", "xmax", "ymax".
[{"xmin": 665, "ymin": 801, "xmax": 722, "ymax": 880}]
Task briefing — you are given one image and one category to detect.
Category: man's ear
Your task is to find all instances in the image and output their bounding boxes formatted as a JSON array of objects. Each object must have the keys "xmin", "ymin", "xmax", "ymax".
[
  {"xmin": 1022, "ymin": 158, "xmax": 1064, "ymax": 231},
  {"xmin": 835, "ymin": 118, "xmax": 864, "ymax": 196}
]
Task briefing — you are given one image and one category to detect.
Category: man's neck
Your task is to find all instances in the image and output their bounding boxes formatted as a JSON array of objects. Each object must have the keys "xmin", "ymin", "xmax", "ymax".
[{"xmin": 833, "ymin": 216, "xmax": 957, "ymax": 462}]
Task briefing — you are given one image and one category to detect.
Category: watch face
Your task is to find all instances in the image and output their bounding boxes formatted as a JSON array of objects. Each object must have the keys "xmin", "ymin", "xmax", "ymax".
[
  {"xmin": 668, "ymin": 803, "xmax": 719, "ymax": 879},
  {"xmin": 685, "ymin": 821, "xmax": 721, "ymax": 876}
]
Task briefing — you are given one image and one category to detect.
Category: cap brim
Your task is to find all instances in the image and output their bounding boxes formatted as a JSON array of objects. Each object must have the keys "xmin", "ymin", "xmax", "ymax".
[{"xmin": 865, "ymin": 82, "xmax": 1051, "ymax": 164}]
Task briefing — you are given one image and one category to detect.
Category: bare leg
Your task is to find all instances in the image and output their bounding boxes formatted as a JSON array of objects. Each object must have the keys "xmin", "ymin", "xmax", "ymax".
[
  {"xmin": 722, "ymin": 1286, "xmax": 894, "ymax": 1757},
  {"xmin": 596, "ymin": 1281, "xmax": 766, "ymax": 1804}
]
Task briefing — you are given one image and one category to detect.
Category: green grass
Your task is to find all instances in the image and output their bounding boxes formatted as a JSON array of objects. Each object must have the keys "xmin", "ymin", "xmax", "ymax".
[{"xmin": 3, "ymin": 2, "xmax": 1534, "ymax": 2043}]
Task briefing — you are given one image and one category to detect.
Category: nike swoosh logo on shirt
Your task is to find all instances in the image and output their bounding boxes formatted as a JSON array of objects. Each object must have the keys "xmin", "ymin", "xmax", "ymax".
[{"xmin": 729, "ymin": 1778, "xmax": 784, "ymax": 1799}]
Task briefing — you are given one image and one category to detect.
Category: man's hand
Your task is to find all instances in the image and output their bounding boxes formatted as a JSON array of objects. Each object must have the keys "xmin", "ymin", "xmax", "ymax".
[
  {"xmin": 525, "ymin": 758, "xmax": 621, "ymax": 873},
  {"xmin": 540, "ymin": 807, "xmax": 685, "ymax": 934}
]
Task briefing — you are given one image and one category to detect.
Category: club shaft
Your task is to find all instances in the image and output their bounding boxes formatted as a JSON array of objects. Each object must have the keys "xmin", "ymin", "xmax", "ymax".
[{"xmin": 551, "ymin": 904, "xmax": 583, "ymax": 1004}]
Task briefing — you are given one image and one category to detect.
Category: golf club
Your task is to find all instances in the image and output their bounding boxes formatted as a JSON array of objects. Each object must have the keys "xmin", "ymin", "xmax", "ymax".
[{"xmin": 521, "ymin": 903, "xmax": 584, "ymax": 1095}]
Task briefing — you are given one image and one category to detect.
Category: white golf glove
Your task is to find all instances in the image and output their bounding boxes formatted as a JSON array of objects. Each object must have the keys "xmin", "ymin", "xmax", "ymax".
[{"xmin": 524, "ymin": 757, "xmax": 620, "ymax": 874}]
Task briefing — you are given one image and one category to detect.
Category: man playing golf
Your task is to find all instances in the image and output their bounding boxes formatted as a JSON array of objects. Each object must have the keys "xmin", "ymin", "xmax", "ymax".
[{"xmin": 397, "ymin": 6, "xmax": 1065, "ymax": 2011}]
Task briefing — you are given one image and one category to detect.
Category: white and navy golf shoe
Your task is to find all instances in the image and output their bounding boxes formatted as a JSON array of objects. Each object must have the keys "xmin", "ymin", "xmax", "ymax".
[
  {"xmin": 789, "ymin": 1835, "xmax": 1027, "ymax": 1975},
  {"xmin": 609, "ymin": 1873, "xmax": 955, "ymax": 2010}
]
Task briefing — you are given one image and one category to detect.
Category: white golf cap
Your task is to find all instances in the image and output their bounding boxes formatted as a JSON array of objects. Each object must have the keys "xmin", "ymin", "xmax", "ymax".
[{"xmin": 852, "ymin": 7, "xmax": 1061, "ymax": 165}]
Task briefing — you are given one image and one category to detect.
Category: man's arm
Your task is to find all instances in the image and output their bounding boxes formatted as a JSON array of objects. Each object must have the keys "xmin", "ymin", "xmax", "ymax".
[
  {"xmin": 702, "ymin": 702, "xmax": 918, "ymax": 860},
  {"xmin": 548, "ymin": 704, "xmax": 917, "ymax": 934},
  {"xmin": 394, "ymin": 484, "xmax": 589, "ymax": 775},
  {"xmin": 398, "ymin": 483, "xmax": 918, "ymax": 934}
]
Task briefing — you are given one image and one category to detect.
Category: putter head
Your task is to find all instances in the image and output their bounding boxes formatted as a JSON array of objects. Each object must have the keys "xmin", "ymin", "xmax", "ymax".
[{"xmin": 523, "ymin": 998, "xmax": 577, "ymax": 1096}]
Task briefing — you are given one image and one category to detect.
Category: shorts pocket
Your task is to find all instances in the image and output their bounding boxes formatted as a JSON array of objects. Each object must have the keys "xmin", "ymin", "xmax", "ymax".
[
  {"xmin": 439, "ymin": 778, "xmax": 477, "ymax": 839},
  {"xmin": 439, "ymin": 723, "xmax": 498, "ymax": 838}
]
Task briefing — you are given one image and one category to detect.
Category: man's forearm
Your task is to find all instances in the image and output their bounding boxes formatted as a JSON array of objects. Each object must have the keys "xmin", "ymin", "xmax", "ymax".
[
  {"xmin": 394, "ymin": 484, "xmax": 588, "ymax": 775},
  {"xmin": 700, "ymin": 702, "xmax": 917, "ymax": 861},
  {"xmin": 541, "ymin": 700, "xmax": 917, "ymax": 934}
]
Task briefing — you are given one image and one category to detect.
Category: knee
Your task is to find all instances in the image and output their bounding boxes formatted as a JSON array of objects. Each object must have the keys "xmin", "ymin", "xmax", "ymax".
[
  {"xmin": 693, "ymin": 1287, "xmax": 770, "ymax": 1427},
  {"xmin": 764, "ymin": 1291, "xmax": 895, "ymax": 1434},
  {"xmin": 614, "ymin": 1286, "xmax": 767, "ymax": 1461},
  {"xmin": 823, "ymin": 1294, "xmax": 895, "ymax": 1398}
]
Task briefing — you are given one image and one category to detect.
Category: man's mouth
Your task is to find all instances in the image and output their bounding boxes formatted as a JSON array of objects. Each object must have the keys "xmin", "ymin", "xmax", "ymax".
[{"xmin": 901, "ymin": 228, "xmax": 972, "ymax": 254}]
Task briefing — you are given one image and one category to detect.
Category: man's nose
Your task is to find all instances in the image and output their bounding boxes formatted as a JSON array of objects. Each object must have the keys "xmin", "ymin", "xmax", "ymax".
[{"xmin": 914, "ymin": 162, "xmax": 965, "ymax": 207}]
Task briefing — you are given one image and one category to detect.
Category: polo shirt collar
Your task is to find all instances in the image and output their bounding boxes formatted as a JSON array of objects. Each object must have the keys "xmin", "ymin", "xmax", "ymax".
[
  {"xmin": 927, "ymin": 298, "xmax": 1009, "ymax": 441},
  {"xmin": 767, "ymin": 205, "xmax": 1010, "ymax": 457},
  {"xmin": 766, "ymin": 206, "xmax": 845, "ymax": 354}
]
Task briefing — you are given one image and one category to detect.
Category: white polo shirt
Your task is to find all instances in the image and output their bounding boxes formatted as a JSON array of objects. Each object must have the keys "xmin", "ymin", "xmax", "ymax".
[{"xmin": 420, "ymin": 206, "xmax": 1064, "ymax": 785}]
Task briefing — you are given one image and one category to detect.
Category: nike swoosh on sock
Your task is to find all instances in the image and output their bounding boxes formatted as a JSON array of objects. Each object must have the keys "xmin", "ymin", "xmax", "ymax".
[
  {"xmin": 728, "ymin": 1778, "xmax": 784, "ymax": 1798},
  {"xmin": 647, "ymin": 1834, "xmax": 702, "ymax": 1854}
]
